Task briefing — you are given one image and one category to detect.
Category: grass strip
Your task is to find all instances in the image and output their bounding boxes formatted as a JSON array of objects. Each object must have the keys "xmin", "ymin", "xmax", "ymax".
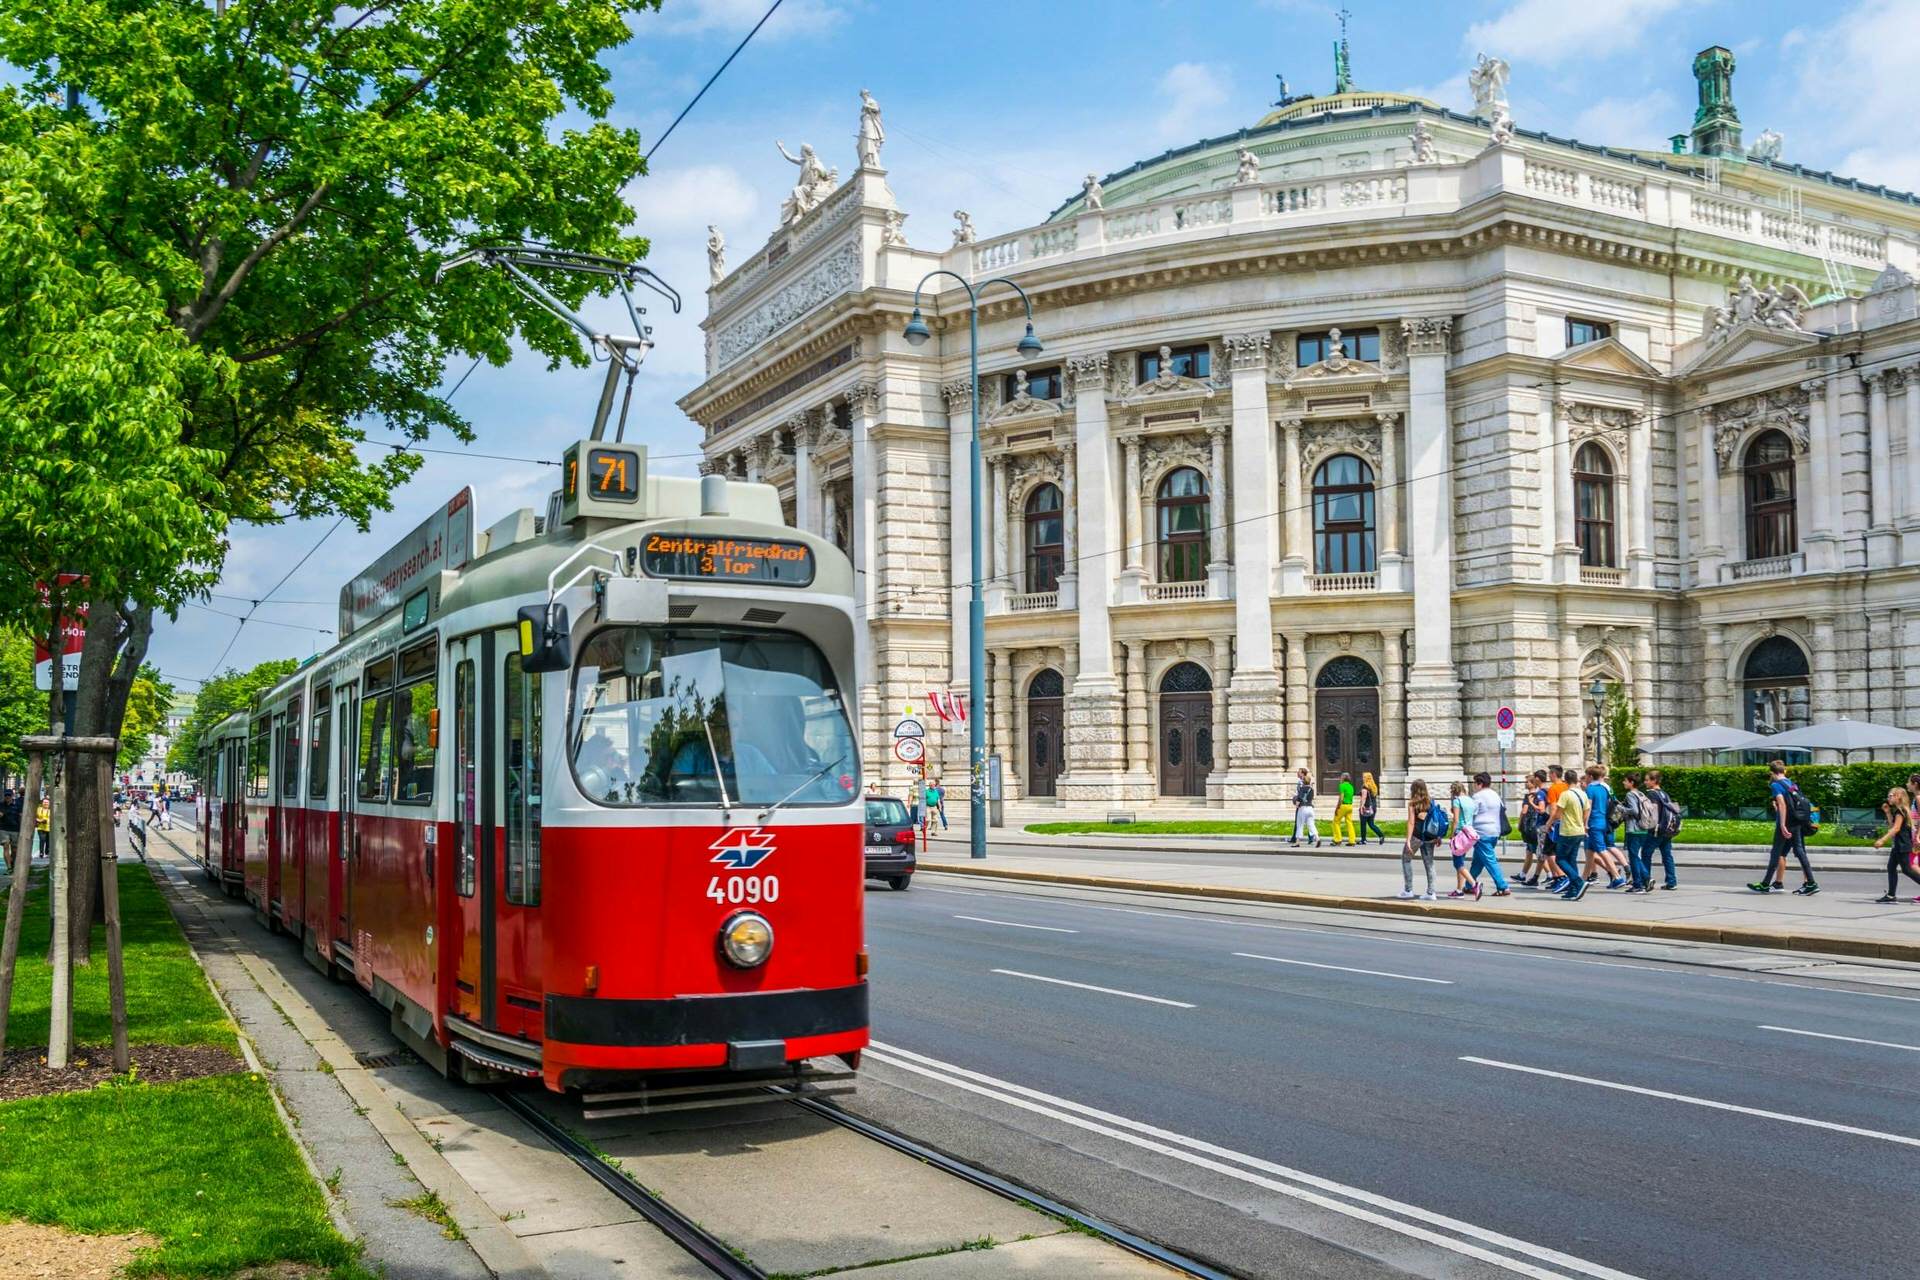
[
  {"xmin": 2, "ymin": 862, "xmax": 235, "ymax": 1050},
  {"xmin": 0, "ymin": 1072, "xmax": 359, "ymax": 1276},
  {"xmin": 1026, "ymin": 818, "xmax": 1874, "ymax": 846}
]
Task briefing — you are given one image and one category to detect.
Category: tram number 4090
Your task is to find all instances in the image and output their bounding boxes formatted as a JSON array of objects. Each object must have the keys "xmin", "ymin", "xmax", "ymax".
[{"xmin": 706, "ymin": 875, "xmax": 780, "ymax": 906}]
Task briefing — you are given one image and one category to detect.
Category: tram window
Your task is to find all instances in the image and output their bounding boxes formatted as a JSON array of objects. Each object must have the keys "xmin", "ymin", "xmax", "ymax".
[
  {"xmin": 280, "ymin": 700, "xmax": 301, "ymax": 800},
  {"xmin": 358, "ymin": 657, "xmax": 395, "ymax": 801},
  {"xmin": 394, "ymin": 646, "xmax": 438, "ymax": 806},
  {"xmin": 248, "ymin": 721, "xmax": 270, "ymax": 799},
  {"xmin": 308, "ymin": 690, "xmax": 331, "ymax": 801},
  {"xmin": 569, "ymin": 625, "xmax": 858, "ymax": 809},
  {"xmin": 505, "ymin": 653, "xmax": 543, "ymax": 905}
]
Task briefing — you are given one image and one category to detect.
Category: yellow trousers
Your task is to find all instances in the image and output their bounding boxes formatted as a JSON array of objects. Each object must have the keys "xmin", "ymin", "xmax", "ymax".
[{"xmin": 1331, "ymin": 803, "xmax": 1357, "ymax": 844}]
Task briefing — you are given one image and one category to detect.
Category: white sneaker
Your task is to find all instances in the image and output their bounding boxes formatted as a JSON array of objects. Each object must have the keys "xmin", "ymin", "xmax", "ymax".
[
  {"xmin": 1420, "ymin": 891, "xmax": 1437, "ymax": 900},
  {"xmin": 1397, "ymin": 889, "xmax": 1416, "ymax": 899}
]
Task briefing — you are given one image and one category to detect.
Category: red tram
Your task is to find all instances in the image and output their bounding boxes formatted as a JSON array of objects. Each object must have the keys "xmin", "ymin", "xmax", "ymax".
[{"xmin": 198, "ymin": 441, "xmax": 868, "ymax": 1093}]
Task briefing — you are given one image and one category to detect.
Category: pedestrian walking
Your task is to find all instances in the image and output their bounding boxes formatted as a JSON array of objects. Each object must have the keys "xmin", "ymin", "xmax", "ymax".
[
  {"xmin": 1332, "ymin": 773, "xmax": 1358, "ymax": 846},
  {"xmin": 1289, "ymin": 768, "xmax": 1320, "ymax": 847},
  {"xmin": 1582, "ymin": 764, "xmax": 1627, "ymax": 889},
  {"xmin": 1751, "ymin": 760, "xmax": 1819, "ymax": 895},
  {"xmin": 1872, "ymin": 785, "xmax": 1920, "ymax": 903},
  {"xmin": 1618, "ymin": 772, "xmax": 1656, "ymax": 893},
  {"xmin": 33, "ymin": 794, "xmax": 49, "ymax": 861},
  {"xmin": 1642, "ymin": 769, "xmax": 1680, "ymax": 889},
  {"xmin": 1518, "ymin": 770, "xmax": 1550, "ymax": 886},
  {"xmin": 1358, "ymin": 772, "xmax": 1386, "ymax": 845},
  {"xmin": 1445, "ymin": 781, "xmax": 1476, "ymax": 897},
  {"xmin": 1400, "ymin": 779, "xmax": 1440, "ymax": 899},
  {"xmin": 1467, "ymin": 771, "xmax": 1513, "ymax": 896},
  {"xmin": 0, "ymin": 787, "xmax": 19, "ymax": 866},
  {"xmin": 926, "ymin": 778, "xmax": 947, "ymax": 831},
  {"xmin": 1552, "ymin": 773, "xmax": 1591, "ymax": 899}
]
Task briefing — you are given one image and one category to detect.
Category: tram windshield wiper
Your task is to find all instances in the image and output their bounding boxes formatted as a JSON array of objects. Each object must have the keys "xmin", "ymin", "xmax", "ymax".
[{"xmin": 758, "ymin": 756, "xmax": 849, "ymax": 823}]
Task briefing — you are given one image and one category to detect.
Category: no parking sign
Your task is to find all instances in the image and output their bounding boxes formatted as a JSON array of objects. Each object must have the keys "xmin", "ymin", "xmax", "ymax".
[{"xmin": 1495, "ymin": 705, "xmax": 1517, "ymax": 751}]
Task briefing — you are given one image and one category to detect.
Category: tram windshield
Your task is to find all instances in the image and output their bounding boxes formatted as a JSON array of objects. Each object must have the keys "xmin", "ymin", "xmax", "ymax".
[{"xmin": 569, "ymin": 625, "xmax": 858, "ymax": 808}]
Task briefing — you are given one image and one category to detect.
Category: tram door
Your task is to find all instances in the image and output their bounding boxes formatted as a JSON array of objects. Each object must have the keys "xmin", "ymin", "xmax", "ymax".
[
  {"xmin": 336, "ymin": 683, "xmax": 357, "ymax": 960},
  {"xmin": 449, "ymin": 634, "xmax": 498, "ymax": 1028}
]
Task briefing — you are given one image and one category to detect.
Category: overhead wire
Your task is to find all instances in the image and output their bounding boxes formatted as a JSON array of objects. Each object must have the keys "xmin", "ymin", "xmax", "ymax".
[{"xmin": 643, "ymin": 0, "xmax": 785, "ymax": 163}]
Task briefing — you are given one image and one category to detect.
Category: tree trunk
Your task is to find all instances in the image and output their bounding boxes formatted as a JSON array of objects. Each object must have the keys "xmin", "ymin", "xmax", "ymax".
[{"xmin": 64, "ymin": 596, "xmax": 148, "ymax": 965}]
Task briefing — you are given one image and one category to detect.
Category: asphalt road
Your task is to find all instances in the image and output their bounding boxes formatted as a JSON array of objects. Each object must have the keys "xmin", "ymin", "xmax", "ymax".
[{"xmin": 845, "ymin": 875, "xmax": 1920, "ymax": 1280}]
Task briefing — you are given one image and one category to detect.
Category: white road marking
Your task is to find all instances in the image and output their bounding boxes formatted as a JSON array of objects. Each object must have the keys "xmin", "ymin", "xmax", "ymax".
[
  {"xmin": 988, "ymin": 969, "xmax": 1193, "ymax": 1007},
  {"xmin": 1234, "ymin": 952, "xmax": 1452, "ymax": 984},
  {"xmin": 1461, "ymin": 1056, "xmax": 1920, "ymax": 1149},
  {"xmin": 952, "ymin": 914, "xmax": 1078, "ymax": 933},
  {"xmin": 1759, "ymin": 1024, "xmax": 1920, "ymax": 1053},
  {"xmin": 869, "ymin": 1041, "xmax": 1641, "ymax": 1280}
]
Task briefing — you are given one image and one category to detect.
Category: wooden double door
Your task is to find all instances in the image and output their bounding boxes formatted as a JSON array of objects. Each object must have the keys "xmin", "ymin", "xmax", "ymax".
[
  {"xmin": 1158, "ymin": 693, "xmax": 1213, "ymax": 797},
  {"xmin": 1316, "ymin": 688, "xmax": 1379, "ymax": 798}
]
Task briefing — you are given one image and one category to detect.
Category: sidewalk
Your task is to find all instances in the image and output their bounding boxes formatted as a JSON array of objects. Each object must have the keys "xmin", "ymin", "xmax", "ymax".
[{"xmin": 919, "ymin": 829, "xmax": 1920, "ymax": 964}]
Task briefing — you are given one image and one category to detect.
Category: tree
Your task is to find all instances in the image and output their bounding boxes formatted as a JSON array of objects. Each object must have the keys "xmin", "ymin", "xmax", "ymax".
[
  {"xmin": 0, "ymin": 631, "xmax": 43, "ymax": 780},
  {"xmin": 1, "ymin": 1, "xmax": 656, "ymax": 957},
  {"xmin": 169, "ymin": 658, "xmax": 300, "ymax": 780},
  {"xmin": 115, "ymin": 666, "xmax": 175, "ymax": 773},
  {"xmin": 1605, "ymin": 682, "xmax": 1641, "ymax": 771}
]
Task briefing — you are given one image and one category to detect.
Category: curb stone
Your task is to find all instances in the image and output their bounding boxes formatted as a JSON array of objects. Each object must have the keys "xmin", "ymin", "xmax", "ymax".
[{"xmin": 922, "ymin": 863, "xmax": 1920, "ymax": 964}]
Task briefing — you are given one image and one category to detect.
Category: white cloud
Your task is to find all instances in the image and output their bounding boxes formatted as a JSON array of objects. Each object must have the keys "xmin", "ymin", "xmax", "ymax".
[
  {"xmin": 1568, "ymin": 91, "xmax": 1679, "ymax": 149},
  {"xmin": 652, "ymin": 0, "xmax": 845, "ymax": 39},
  {"xmin": 1398, "ymin": 73, "xmax": 1470, "ymax": 113},
  {"xmin": 1785, "ymin": 0, "xmax": 1920, "ymax": 188},
  {"xmin": 1154, "ymin": 62, "xmax": 1231, "ymax": 146},
  {"xmin": 1464, "ymin": 0, "xmax": 1688, "ymax": 64},
  {"xmin": 626, "ymin": 163, "xmax": 761, "ymax": 235}
]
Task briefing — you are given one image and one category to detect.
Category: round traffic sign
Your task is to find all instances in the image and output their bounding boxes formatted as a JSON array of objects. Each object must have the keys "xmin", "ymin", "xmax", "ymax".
[
  {"xmin": 893, "ymin": 716, "xmax": 925, "ymax": 739},
  {"xmin": 1495, "ymin": 706, "xmax": 1516, "ymax": 731},
  {"xmin": 894, "ymin": 737, "xmax": 925, "ymax": 763}
]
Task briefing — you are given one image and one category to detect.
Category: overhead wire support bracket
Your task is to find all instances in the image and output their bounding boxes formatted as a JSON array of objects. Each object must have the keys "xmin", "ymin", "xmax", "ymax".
[{"xmin": 435, "ymin": 244, "xmax": 683, "ymax": 442}]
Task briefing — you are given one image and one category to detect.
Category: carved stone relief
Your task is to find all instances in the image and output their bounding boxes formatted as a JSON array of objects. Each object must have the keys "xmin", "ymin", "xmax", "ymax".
[
  {"xmin": 714, "ymin": 238, "xmax": 861, "ymax": 370},
  {"xmin": 1299, "ymin": 419, "xmax": 1382, "ymax": 474},
  {"xmin": 1707, "ymin": 387, "xmax": 1810, "ymax": 470}
]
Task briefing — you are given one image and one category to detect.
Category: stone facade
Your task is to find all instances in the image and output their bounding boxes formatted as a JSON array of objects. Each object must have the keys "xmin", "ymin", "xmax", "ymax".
[{"xmin": 680, "ymin": 71, "xmax": 1920, "ymax": 808}]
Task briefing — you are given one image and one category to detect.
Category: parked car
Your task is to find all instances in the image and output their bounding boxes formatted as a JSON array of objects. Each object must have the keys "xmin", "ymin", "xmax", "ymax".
[{"xmin": 864, "ymin": 795, "xmax": 916, "ymax": 890}]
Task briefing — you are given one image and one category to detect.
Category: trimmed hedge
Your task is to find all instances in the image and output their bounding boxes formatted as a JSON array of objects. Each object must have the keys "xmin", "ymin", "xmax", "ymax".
[{"xmin": 1633, "ymin": 762, "xmax": 1920, "ymax": 816}]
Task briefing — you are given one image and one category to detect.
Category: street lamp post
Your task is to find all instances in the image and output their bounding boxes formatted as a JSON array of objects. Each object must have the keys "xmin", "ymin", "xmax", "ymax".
[{"xmin": 904, "ymin": 272, "xmax": 1043, "ymax": 860}]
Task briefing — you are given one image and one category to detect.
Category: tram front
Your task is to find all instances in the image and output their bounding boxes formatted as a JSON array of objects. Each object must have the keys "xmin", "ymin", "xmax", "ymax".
[{"xmin": 534, "ymin": 450, "xmax": 868, "ymax": 1094}]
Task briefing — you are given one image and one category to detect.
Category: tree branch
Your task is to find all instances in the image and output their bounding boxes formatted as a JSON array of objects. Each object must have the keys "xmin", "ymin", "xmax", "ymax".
[
  {"xmin": 233, "ymin": 287, "xmax": 397, "ymax": 363},
  {"xmin": 181, "ymin": 180, "xmax": 331, "ymax": 343}
]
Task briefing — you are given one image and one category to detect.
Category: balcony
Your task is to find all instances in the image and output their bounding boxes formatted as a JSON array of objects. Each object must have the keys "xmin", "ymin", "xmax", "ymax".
[
  {"xmin": 1306, "ymin": 572, "xmax": 1378, "ymax": 594},
  {"xmin": 1578, "ymin": 565, "xmax": 1624, "ymax": 586},
  {"xmin": 1008, "ymin": 591, "xmax": 1060, "ymax": 613},
  {"xmin": 1723, "ymin": 553, "xmax": 1804, "ymax": 583},
  {"xmin": 1142, "ymin": 580, "xmax": 1210, "ymax": 603}
]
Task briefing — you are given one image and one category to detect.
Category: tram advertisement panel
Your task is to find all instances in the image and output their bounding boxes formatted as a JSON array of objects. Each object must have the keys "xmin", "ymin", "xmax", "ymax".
[
  {"xmin": 338, "ymin": 488, "xmax": 474, "ymax": 637},
  {"xmin": 640, "ymin": 533, "xmax": 814, "ymax": 585}
]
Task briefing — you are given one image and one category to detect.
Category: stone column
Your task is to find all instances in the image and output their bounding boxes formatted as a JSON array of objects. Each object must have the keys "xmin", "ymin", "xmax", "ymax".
[
  {"xmin": 1380, "ymin": 627, "xmax": 1405, "ymax": 794},
  {"xmin": 1866, "ymin": 372, "xmax": 1896, "ymax": 566},
  {"xmin": 1279, "ymin": 416, "xmax": 1308, "ymax": 591},
  {"xmin": 1802, "ymin": 377, "xmax": 1838, "ymax": 571},
  {"xmin": 1629, "ymin": 412, "xmax": 1653, "ymax": 588},
  {"xmin": 1904, "ymin": 368, "xmax": 1920, "ymax": 563},
  {"xmin": 1207, "ymin": 634, "xmax": 1232, "ymax": 802},
  {"xmin": 1058, "ymin": 356, "xmax": 1126, "ymax": 800},
  {"xmin": 1697, "ymin": 408, "xmax": 1725, "ymax": 584},
  {"xmin": 1123, "ymin": 640, "xmax": 1152, "ymax": 792},
  {"xmin": 1550, "ymin": 394, "xmax": 1580, "ymax": 582},
  {"xmin": 1810, "ymin": 615, "xmax": 1838, "ymax": 723},
  {"xmin": 1221, "ymin": 333, "xmax": 1286, "ymax": 801},
  {"xmin": 1558, "ymin": 622, "xmax": 1584, "ymax": 764},
  {"xmin": 1057, "ymin": 441, "xmax": 1079, "ymax": 609},
  {"xmin": 745, "ymin": 437, "xmax": 766, "ymax": 483},
  {"xmin": 1401, "ymin": 316, "xmax": 1464, "ymax": 776},
  {"xmin": 1632, "ymin": 627, "xmax": 1655, "ymax": 750},
  {"xmin": 1376, "ymin": 411, "xmax": 1405, "ymax": 591},
  {"xmin": 1282, "ymin": 629, "xmax": 1310, "ymax": 773},
  {"xmin": 991, "ymin": 650, "xmax": 1017, "ymax": 800},
  {"xmin": 942, "ymin": 380, "xmax": 974, "ymax": 702},
  {"xmin": 1118, "ymin": 433, "xmax": 1146, "ymax": 600},
  {"xmin": 846, "ymin": 384, "xmax": 881, "ymax": 781},
  {"xmin": 986, "ymin": 454, "xmax": 1010, "ymax": 612},
  {"xmin": 789, "ymin": 416, "xmax": 816, "ymax": 532},
  {"xmin": 1701, "ymin": 623, "xmax": 1729, "ymax": 729},
  {"xmin": 1206, "ymin": 424, "xmax": 1231, "ymax": 596}
]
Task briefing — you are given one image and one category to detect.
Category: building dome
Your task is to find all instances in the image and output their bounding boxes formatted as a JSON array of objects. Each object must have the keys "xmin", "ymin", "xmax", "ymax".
[{"xmin": 1255, "ymin": 90, "xmax": 1435, "ymax": 127}]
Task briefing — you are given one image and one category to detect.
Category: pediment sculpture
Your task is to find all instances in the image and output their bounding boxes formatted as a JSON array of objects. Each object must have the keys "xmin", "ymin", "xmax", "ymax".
[
  {"xmin": 1705, "ymin": 274, "xmax": 1810, "ymax": 345},
  {"xmin": 1118, "ymin": 346, "xmax": 1217, "ymax": 407},
  {"xmin": 776, "ymin": 140, "xmax": 839, "ymax": 226},
  {"xmin": 1285, "ymin": 328, "xmax": 1388, "ymax": 388},
  {"xmin": 1708, "ymin": 388, "xmax": 1810, "ymax": 470},
  {"xmin": 986, "ymin": 368, "xmax": 1065, "ymax": 424}
]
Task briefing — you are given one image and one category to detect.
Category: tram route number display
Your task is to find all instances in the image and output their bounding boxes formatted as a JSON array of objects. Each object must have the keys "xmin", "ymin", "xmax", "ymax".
[
  {"xmin": 563, "ymin": 445, "xmax": 641, "ymax": 503},
  {"xmin": 706, "ymin": 875, "xmax": 779, "ymax": 906},
  {"xmin": 641, "ymin": 532, "xmax": 816, "ymax": 585}
]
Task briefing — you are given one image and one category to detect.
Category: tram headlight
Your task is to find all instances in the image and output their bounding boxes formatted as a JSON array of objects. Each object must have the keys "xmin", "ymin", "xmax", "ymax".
[{"xmin": 719, "ymin": 911, "xmax": 774, "ymax": 968}]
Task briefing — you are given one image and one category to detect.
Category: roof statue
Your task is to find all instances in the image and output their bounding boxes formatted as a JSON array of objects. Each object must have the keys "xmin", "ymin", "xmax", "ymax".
[
  {"xmin": 1469, "ymin": 53, "xmax": 1512, "ymax": 143},
  {"xmin": 706, "ymin": 225, "xmax": 725, "ymax": 285},
  {"xmin": 1333, "ymin": 7, "xmax": 1353, "ymax": 94},
  {"xmin": 1705, "ymin": 274, "xmax": 1810, "ymax": 343},
  {"xmin": 1748, "ymin": 128, "xmax": 1783, "ymax": 162},
  {"xmin": 775, "ymin": 140, "xmax": 838, "ymax": 226},
  {"xmin": 1082, "ymin": 173, "xmax": 1104, "ymax": 210},
  {"xmin": 856, "ymin": 89, "xmax": 885, "ymax": 170},
  {"xmin": 1409, "ymin": 119, "xmax": 1436, "ymax": 164},
  {"xmin": 1235, "ymin": 147, "xmax": 1261, "ymax": 186},
  {"xmin": 952, "ymin": 210, "xmax": 976, "ymax": 246},
  {"xmin": 880, "ymin": 208, "xmax": 907, "ymax": 247}
]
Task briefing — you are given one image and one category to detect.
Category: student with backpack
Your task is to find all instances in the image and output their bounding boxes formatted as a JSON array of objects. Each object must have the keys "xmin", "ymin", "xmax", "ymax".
[
  {"xmin": 1872, "ymin": 785, "xmax": 1920, "ymax": 903},
  {"xmin": 1518, "ymin": 769, "xmax": 1550, "ymax": 886},
  {"xmin": 1551, "ymin": 774, "xmax": 1591, "ymax": 899},
  {"xmin": 1617, "ymin": 773, "xmax": 1657, "ymax": 893},
  {"xmin": 1400, "ymin": 779, "xmax": 1442, "ymax": 900},
  {"xmin": 1642, "ymin": 769, "xmax": 1680, "ymax": 890},
  {"xmin": 1583, "ymin": 764, "xmax": 1628, "ymax": 889},
  {"xmin": 1751, "ymin": 760, "xmax": 1819, "ymax": 895},
  {"xmin": 1289, "ymin": 768, "xmax": 1320, "ymax": 847}
]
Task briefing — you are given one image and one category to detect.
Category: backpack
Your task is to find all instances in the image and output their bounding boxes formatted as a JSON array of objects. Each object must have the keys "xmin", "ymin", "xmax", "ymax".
[
  {"xmin": 1295, "ymin": 783, "xmax": 1315, "ymax": 807},
  {"xmin": 1649, "ymin": 789, "xmax": 1683, "ymax": 838},
  {"xmin": 1496, "ymin": 799, "xmax": 1512, "ymax": 838},
  {"xmin": 1421, "ymin": 801, "xmax": 1451, "ymax": 841},
  {"xmin": 1784, "ymin": 784, "xmax": 1818, "ymax": 834}
]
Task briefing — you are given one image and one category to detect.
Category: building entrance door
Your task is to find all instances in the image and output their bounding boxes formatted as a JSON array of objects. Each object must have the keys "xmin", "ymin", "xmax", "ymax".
[
  {"xmin": 1314, "ymin": 657, "xmax": 1380, "ymax": 797},
  {"xmin": 1157, "ymin": 662, "xmax": 1213, "ymax": 798},
  {"xmin": 1026, "ymin": 669, "xmax": 1063, "ymax": 797}
]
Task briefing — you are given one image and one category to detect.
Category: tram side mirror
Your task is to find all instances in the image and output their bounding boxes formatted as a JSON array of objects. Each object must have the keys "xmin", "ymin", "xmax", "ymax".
[{"xmin": 518, "ymin": 602, "xmax": 572, "ymax": 674}]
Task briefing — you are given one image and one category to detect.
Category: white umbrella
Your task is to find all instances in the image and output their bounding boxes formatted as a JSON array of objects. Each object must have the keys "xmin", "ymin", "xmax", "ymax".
[
  {"xmin": 1748, "ymin": 717, "xmax": 1920, "ymax": 759},
  {"xmin": 1641, "ymin": 723, "xmax": 1765, "ymax": 756}
]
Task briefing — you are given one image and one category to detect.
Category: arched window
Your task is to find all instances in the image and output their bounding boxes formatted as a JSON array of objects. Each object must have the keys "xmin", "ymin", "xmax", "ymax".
[
  {"xmin": 1158, "ymin": 661, "xmax": 1213, "ymax": 694},
  {"xmin": 1023, "ymin": 483, "xmax": 1064, "ymax": 593},
  {"xmin": 1314, "ymin": 656, "xmax": 1380, "ymax": 688},
  {"xmin": 1743, "ymin": 430, "xmax": 1797, "ymax": 560},
  {"xmin": 1311, "ymin": 455, "xmax": 1376, "ymax": 574},
  {"xmin": 1743, "ymin": 635, "xmax": 1810, "ymax": 738},
  {"xmin": 1029, "ymin": 668, "xmax": 1064, "ymax": 699},
  {"xmin": 1573, "ymin": 442, "xmax": 1616, "ymax": 568},
  {"xmin": 1156, "ymin": 467, "xmax": 1208, "ymax": 582}
]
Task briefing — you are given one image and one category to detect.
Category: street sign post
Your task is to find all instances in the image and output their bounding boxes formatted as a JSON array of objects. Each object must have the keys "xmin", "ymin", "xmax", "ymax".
[{"xmin": 1494, "ymin": 706, "xmax": 1518, "ymax": 848}]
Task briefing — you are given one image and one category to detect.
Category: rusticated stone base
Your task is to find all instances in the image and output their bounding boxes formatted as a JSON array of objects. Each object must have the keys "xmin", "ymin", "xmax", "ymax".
[{"xmin": 1405, "ymin": 666, "xmax": 1466, "ymax": 783}]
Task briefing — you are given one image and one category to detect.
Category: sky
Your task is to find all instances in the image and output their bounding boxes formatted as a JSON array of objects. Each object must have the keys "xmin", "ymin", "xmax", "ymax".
[{"xmin": 146, "ymin": 0, "xmax": 1920, "ymax": 694}]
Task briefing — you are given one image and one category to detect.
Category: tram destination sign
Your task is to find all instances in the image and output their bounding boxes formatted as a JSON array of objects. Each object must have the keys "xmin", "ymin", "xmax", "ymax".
[
  {"xmin": 639, "ymin": 532, "xmax": 815, "ymax": 586},
  {"xmin": 339, "ymin": 488, "xmax": 475, "ymax": 638}
]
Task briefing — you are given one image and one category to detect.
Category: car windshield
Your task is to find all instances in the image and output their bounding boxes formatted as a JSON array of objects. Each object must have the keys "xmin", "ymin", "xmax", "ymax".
[
  {"xmin": 866, "ymin": 798, "xmax": 909, "ymax": 825},
  {"xmin": 570, "ymin": 625, "xmax": 858, "ymax": 808}
]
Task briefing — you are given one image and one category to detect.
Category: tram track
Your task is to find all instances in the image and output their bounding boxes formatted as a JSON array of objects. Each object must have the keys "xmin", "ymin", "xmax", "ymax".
[{"xmin": 499, "ymin": 1082, "xmax": 1229, "ymax": 1280}]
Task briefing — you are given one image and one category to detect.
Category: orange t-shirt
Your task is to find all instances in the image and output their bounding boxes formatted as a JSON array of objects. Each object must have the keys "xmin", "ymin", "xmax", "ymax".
[{"xmin": 1546, "ymin": 780, "xmax": 1569, "ymax": 809}]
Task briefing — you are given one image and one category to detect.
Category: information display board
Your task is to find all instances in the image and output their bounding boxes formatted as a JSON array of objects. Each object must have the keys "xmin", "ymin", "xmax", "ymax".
[{"xmin": 639, "ymin": 532, "xmax": 815, "ymax": 585}]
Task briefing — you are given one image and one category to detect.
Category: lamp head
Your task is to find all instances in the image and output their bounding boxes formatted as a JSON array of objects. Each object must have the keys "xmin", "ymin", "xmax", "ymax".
[
  {"xmin": 1016, "ymin": 322, "xmax": 1043, "ymax": 357},
  {"xmin": 1589, "ymin": 679, "xmax": 1607, "ymax": 708},
  {"xmin": 903, "ymin": 309, "xmax": 931, "ymax": 347}
]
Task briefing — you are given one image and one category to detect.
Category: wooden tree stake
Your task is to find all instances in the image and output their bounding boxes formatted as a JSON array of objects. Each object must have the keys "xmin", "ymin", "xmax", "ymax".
[
  {"xmin": 95, "ymin": 755, "xmax": 128, "ymax": 1072},
  {"xmin": 46, "ymin": 748, "xmax": 70, "ymax": 1069},
  {"xmin": 0, "ymin": 747, "xmax": 43, "ymax": 1064}
]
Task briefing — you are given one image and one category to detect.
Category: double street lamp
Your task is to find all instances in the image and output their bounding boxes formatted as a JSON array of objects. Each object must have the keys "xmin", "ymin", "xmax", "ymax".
[{"xmin": 904, "ymin": 271, "xmax": 1042, "ymax": 860}]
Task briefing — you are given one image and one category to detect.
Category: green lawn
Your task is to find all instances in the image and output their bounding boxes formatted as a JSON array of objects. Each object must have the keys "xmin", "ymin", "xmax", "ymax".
[
  {"xmin": 2, "ymin": 861, "xmax": 234, "ymax": 1050},
  {"xmin": 0, "ymin": 1073, "xmax": 358, "ymax": 1276},
  {"xmin": 1026, "ymin": 818, "xmax": 1876, "ymax": 847}
]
